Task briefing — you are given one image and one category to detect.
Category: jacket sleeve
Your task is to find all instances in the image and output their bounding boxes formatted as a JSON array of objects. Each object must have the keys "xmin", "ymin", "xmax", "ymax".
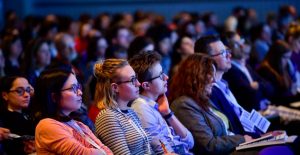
[{"xmin": 171, "ymin": 98, "xmax": 245, "ymax": 154}]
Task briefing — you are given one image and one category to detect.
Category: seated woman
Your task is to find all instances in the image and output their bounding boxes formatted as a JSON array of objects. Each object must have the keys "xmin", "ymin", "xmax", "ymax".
[
  {"xmin": 0, "ymin": 76, "xmax": 36, "ymax": 155},
  {"xmin": 31, "ymin": 67, "xmax": 112, "ymax": 155},
  {"xmin": 22, "ymin": 38, "xmax": 51, "ymax": 87},
  {"xmin": 94, "ymin": 59, "xmax": 152, "ymax": 155},
  {"xmin": 168, "ymin": 54, "xmax": 252, "ymax": 154},
  {"xmin": 257, "ymin": 40, "xmax": 300, "ymax": 105}
]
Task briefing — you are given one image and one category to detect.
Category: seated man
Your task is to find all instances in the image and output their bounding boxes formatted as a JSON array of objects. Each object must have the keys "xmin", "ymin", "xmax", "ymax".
[
  {"xmin": 129, "ymin": 51, "xmax": 194, "ymax": 154},
  {"xmin": 194, "ymin": 35, "xmax": 269, "ymax": 137},
  {"xmin": 222, "ymin": 31, "xmax": 274, "ymax": 111}
]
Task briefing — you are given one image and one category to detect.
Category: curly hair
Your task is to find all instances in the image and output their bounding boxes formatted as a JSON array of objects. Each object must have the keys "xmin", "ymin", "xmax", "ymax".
[
  {"xmin": 94, "ymin": 59, "xmax": 128, "ymax": 110},
  {"xmin": 168, "ymin": 53, "xmax": 215, "ymax": 111}
]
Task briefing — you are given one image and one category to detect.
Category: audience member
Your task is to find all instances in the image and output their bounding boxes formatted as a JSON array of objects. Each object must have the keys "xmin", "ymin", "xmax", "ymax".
[
  {"xmin": 2, "ymin": 34, "xmax": 23, "ymax": 76},
  {"xmin": 94, "ymin": 59, "xmax": 152, "ymax": 154},
  {"xmin": 257, "ymin": 40, "xmax": 300, "ymax": 105},
  {"xmin": 31, "ymin": 67, "xmax": 112, "ymax": 155},
  {"xmin": 22, "ymin": 39, "xmax": 51, "ymax": 86},
  {"xmin": 194, "ymin": 35, "xmax": 262, "ymax": 137},
  {"xmin": 129, "ymin": 51, "xmax": 194, "ymax": 154},
  {"xmin": 170, "ymin": 35, "xmax": 194, "ymax": 77},
  {"xmin": 169, "ymin": 54, "xmax": 251, "ymax": 154},
  {"xmin": 0, "ymin": 76, "xmax": 35, "ymax": 154},
  {"xmin": 222, "ymin": 31, "xmax": 273, "ymax": 111},
  {"xmin": 127, "ymin": 36, "xmax": 154, "ymax": 59}
]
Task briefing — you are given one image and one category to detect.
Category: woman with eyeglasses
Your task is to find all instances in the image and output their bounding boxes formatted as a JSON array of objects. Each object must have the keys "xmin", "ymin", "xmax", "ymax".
[
  {"xmin": 94, "ymin": 59, "xmax": 153, "ymax": 155},
  {"xmin": 0, "ymin": 76, "xmax": 36, "ymax": 155},
  {"xmin": 168, "ymin": 54, "xmax": 251, "ymax": 154},
  {"xmin": 31, "ymin": 67, "xmax": 112, "ymax": 155}
]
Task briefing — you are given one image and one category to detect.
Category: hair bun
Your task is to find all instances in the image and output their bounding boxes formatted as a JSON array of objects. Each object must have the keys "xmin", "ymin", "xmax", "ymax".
[{"xmin": 94, "ymin": 60, "xmax": 104, "ymax": 79}]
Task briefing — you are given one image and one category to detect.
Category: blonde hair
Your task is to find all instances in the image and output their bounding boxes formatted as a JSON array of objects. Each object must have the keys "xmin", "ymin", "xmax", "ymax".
[{"xmin": 94, "ymin": 59, "xmax": 128, "ymax": 110}]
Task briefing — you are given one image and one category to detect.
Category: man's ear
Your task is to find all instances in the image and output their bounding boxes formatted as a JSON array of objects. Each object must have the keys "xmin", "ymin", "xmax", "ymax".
[
  {"xmin": 141, "ymin": 82, "xmax": 150, "ymax": 90},
  {"xmin": 111, "ymin": 83, "xmax": 119, "ymax": 93}
]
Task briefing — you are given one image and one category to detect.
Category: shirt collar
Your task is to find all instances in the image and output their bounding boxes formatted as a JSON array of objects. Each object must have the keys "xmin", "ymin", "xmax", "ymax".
[{"xmin": 139, "ymin": 95, "xmax": 158, "ymax": 110}]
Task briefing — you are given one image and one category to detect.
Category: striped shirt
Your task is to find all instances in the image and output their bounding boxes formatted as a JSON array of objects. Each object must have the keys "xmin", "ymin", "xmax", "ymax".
[{"xmin": 95, "ymin": 108, "xmax": 152, "ymax": 155}]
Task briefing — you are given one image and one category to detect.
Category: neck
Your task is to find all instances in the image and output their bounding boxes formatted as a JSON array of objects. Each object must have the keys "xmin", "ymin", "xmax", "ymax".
[
  {"xmin": 7, "ymin": 105, "xmax": 22, "ymax": 113},
  {"xmin": 215, "ymin": 71, "xmax": 223, "ymax": 82},
  {"xmin": 141, "ymin": 91, "xmax": 158, "ymax": 101},
  {"xmin": 61, "ymin": 110, "xmax": 71, "ymax": 116},
  {"xmin": 117, "ymin": 99, "xmax": 129, "ymax": 110},
  {"xmin": 234, "ymin": 58, "xmax": 246, "ymax": 66}
]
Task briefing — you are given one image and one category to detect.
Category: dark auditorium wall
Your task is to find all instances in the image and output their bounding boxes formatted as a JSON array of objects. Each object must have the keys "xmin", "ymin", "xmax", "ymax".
[{"xmin": 1, "ymin": 0, "xmax": 300, "ymax": 27}]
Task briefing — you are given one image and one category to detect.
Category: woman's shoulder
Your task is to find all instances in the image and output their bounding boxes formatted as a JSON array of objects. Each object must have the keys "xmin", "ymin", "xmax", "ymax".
[
  {"xmin": 96, "ymin": 108, "xmax": 122, "ymax": 121},
  {"xmin": 36, "ymin": 118, "xmax": 65, "ymax": 129},
  {"xmin": 172, "ymin": 96, "xmax": 197, "ymax": 107}
]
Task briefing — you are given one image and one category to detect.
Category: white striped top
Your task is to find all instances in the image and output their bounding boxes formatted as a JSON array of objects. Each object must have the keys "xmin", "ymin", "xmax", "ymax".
[{"xmin": 95, "ymin": 108, "xmax": 152, "ymax": 155}]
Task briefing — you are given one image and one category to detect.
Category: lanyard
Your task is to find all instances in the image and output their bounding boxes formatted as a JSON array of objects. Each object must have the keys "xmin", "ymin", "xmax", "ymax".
[
  {"xmin": 65, "ymin": 120, "xmax": 107, "ymax": 155},
  {"xmin": 118, "ymin": 109, "xmax": 152, "ymax": 154}
]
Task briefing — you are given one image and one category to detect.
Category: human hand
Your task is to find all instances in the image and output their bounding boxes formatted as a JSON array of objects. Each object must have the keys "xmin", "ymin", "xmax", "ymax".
[
  {"xmin": 157, "ymin": 94, "xmax": 171, "ymax": 116},
  {"xmin": 0, "ymin": 127, "xmax": 10, "ymax": 141},
  {"xmin": 250, "ymin": 81, "xmax": 259, "ymax": 90},
  {"xmin": 243, "ymin": 135, "xmax": 253, "ymax": 142},
  {"xmin": 23, "ymin": 139, "xmax": 36, "ymax": 154},
  {"xmin": 164, "ymin": 153, "xmax": 178, "ymax": 155}
]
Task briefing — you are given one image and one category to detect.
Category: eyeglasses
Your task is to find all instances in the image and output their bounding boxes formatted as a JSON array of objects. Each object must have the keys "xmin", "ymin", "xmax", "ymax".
[
  {"xmin": 61, "ymin": 83, "xmax": 82, "ymax": 94},
  {"xmin": 210, "ymin": 49, "xmax": 232, "ymax": 57},
  {"xmin": 116, "ymin": 76, "xmax": 139, "ymax": 85},
  {"xmin": 9, "ymin": 87, "xmax": 34, "ymax": 96},
  {"xmin": 147, "ymin": 72, "xmax": 165, "ymax": 81}
]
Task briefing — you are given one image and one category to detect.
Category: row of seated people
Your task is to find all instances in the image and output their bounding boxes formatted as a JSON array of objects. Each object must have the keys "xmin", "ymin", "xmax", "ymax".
[{"xmin": 0, "ymin": 36, "xmax": 300, "ymax": 155}]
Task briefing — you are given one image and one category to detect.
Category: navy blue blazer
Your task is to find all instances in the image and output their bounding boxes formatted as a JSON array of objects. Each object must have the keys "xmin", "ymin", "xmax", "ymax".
[
  {"xmin": 210, "ymin": 85, "xmax": 261, "ymax": 138},
  {"xmin": 223, "ymin": 64, "xmax": 274, "ymax": 111},
  {"xmin": 210, "ymin": 86, "xmax": 245, "ymax": 135}
]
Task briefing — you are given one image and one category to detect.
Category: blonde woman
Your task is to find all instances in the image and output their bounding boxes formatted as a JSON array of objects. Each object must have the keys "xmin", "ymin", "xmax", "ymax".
[{"xmin": 94, "ymin": 59, "xmax": 152, "ymax": 155}]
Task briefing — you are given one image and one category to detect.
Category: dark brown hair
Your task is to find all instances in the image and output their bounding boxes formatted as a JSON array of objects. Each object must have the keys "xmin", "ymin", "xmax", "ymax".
[{"xmin": 129, "ymin": 51, "xmax": 161, "ymax": 92}]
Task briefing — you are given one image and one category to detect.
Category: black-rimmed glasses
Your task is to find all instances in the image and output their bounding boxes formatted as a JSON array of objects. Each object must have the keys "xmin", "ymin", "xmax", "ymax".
[
  {"xmin": 147, "ymin": 72, "xmax": 165, "ymax": 81},
  {"xmin": 61, "ymin": 83, "xmax": 82, "ymax": 94},
  {"xmin": 116, "ymin": 76, "xmax": 139, "ymax": 85},
  {"xmin": 210, "ymin": 49, "xmax": 232, "ymax": 57},
  {"xmin": 9, "ymin": 87, "xmax": 34, "ymax": 96}
]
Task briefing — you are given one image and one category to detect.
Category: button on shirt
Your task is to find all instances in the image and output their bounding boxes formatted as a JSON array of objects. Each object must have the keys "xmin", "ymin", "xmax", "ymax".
[{"xmin": 131, "ymin": 95, "xmax": 194, "ymax": 155}]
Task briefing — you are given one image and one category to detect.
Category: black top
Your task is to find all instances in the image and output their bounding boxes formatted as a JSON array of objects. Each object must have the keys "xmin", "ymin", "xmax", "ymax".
[{"xmin": 0, "ymin": 110, "xmax": 35, "ymax": 155}]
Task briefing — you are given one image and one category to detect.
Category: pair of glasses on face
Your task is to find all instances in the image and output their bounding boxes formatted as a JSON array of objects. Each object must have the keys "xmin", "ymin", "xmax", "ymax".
[
  {"xmin": 147, "ymin": 72, "xmax": 165, "ymax": 81},
  {"xmin": 61, "ymin": 83, "xmax": 82, "ymax": 94},
  {"xmin": 9, "ymin": 87, "xmax": 34, "ymax": 96},
  {"xmin": 210, "ymin": 49, "xmax": 232, "ymax": 57},
  {"xmin": 116, "ymin": 76, "xmax": 139, "ymax": 85}
]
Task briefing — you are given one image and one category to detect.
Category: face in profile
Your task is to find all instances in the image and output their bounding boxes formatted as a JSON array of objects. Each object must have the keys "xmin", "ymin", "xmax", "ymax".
[
  {"xmin": 146, "ymin": 62, "xmax": 168, "ymax": 96},
  {"xmin": 36, "ymin": 42, "xmax": 51, "ymax": 67},
  {"xmin": 209, "ymin": 41, "xmax": 232, "ymax": 72},
  {"xmin": 2, "ymin": 77, "xmax": 32, "ymax": 112},
  {"xmin": 59, "ymin": 74, "xmax": 82, "ymax": 115},
  {"xmin": 114, "ymin": 65, "xmax": 140, "ymax": 103}
]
